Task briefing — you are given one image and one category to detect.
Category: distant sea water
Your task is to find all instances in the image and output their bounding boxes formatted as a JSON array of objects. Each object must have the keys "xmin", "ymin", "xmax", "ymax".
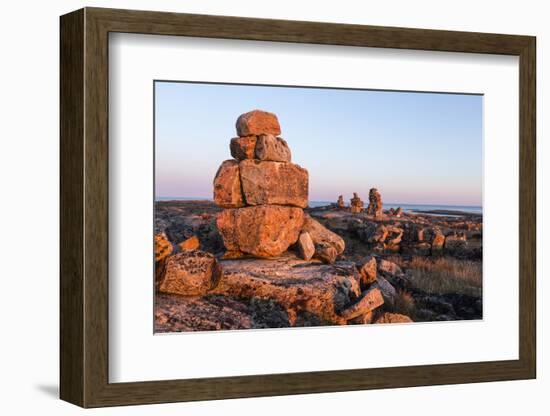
[{"xmin": 156, "ymin": 196, "xmax": 482, "ymax": 215}]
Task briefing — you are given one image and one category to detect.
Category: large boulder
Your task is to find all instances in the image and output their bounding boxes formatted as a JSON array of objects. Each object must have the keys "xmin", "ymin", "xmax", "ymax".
[
  {"xmin": 302, "ymin": 215, "xmax": 345, "ymax": 255},
  {"xmin": 216, "ymin": 205, "xmax": 304, "ymax": 257},
  {"xmin": 213, "ymin": 159, "xmax": 245, "ymax": 208},
  {"xmin": 158, "ymin": 250, "xmax": 222, "ymax": 296},
  {"xmin": 255, "ymin": 134, "xmax": 291, "ymax": 162},
  {"xmin": 236, "ymin": 109, "xmax": 281, "ymax": 136},
  {"xmin": 239, "ymin": 160, "xmax": 308, "ymax": 208},
  {"xmin": 230, "ymin": 136, "xmax": 257, "ymax": 160},
  {"xmin": 211, "ymin": 254, "xmax": 362, "ymax": 325}
]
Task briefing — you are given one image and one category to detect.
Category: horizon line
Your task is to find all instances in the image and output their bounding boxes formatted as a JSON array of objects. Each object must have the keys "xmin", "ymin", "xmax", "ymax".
[{"xmin": 155, "ymin": 196, "xmax": 482, "ymax": 208}]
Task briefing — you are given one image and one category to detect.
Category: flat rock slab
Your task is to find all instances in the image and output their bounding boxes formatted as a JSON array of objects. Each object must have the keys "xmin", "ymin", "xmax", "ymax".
[
  {"xmin": 211, "ymin": 254, "xmax": 362, "ymax": 325},
  {"xmin": 155, "ymin": 293, "xmax": 254, "ymax": 332},
  {"xmin": 155, "ymin": 293, "xmax": 296, "ymax": 332}
]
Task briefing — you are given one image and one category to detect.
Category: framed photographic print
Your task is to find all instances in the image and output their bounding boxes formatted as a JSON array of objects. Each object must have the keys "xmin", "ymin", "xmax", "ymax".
[{"xmin": 60, "ymin": 7, "xmax": 536, "ymax": 408}]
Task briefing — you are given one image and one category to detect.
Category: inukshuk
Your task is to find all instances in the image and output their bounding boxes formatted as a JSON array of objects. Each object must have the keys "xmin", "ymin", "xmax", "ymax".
[
  {"xmin": 350, "ymin": 192, "xmax": 364, "ymax": 213},
  {"xmin": 213, "ymin": 110, "xmax": 309, "ymax": 257},
  {"xmin": 367, "ymin": 188, "xmax": 383, "ymax": 217}
]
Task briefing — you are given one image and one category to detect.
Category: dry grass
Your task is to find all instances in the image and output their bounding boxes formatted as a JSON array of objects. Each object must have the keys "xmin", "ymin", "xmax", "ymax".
[
  {"xmin": 393, "ymin": 289, "xmax": 416, "ymax": 317},
  {"xmin": 387, "ymin": 256, "xmax": 482, "ymax": 297}
]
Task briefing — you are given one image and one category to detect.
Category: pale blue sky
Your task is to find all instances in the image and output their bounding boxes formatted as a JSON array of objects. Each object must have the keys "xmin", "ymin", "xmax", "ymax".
[{"xmin": 155, "ymin": 81, "xmax": 482, "ymax": 206}]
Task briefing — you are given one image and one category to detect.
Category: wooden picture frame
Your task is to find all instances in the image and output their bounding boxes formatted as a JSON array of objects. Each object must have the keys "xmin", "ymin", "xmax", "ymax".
[{"xmin": 60, "ymin": 7, "xmax": 536, "ymax": 408}]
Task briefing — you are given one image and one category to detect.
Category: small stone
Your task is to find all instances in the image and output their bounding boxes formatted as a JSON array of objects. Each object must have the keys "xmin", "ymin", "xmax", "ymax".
[
  {"xmin": 302, "ymin": 215, "xmax": 345, "ymax": 255},
  {"xmin": 230, "ymin": 136, "xmax": 257, "ymax": 160},
  {"xmin": 178, "ymin": 236, "xmax": 200, "ymax": 251},
  {"xmin": 371, "ymin": 276, "xmax": 397, "ymax": 307},
  {"xmin": 315, "ymin": 242, "xmax": 337, "ymax": 264},
  {"xmin": 158, "ymin": 250, "xmax": 222, "ymax": 296},
  {"xmin": 213, "ymin": 159, "xmax": 245, "ymax": 208},
  {"xmin": 255, "ymin": 134, "xmax": 291, "ymax": 162},
  {"xmin": 297, "ymin": 231, "xmax": 315, "ymax": 261},
  {"xmin": 357, "ymin": 255, "xmax": 377, "ymax": 286},
  {"xmin": 221, "ymin": 250, "xmax": 247, "ymax": 259},
  {"xmin": 348, "ymin": 311, "xmax": 374, "ymax": 325},
  {"xmin": 236, "ymin": 109, "xmax": 281, "ymax": 136},
  {"xmin": 375, "ymin": 312, "xmax": 413, "ymax": 324},
  {"xmin": 377, "ymin": 259, "xmax": 403, "ymax": 276},
  {"xmin": 339, "ymin": 288, "xmax": 384, "ymax": 320},
  {"xmin": 155, "ymin": 233, "xmax": 172, "ymax": 262}
]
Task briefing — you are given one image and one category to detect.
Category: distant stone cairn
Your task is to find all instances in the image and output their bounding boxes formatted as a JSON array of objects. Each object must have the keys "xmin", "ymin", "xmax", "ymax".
[
  {"xmin": 350, "ymin": 192, "xmax": 364, "ymax": 213},
  {"xmin": 367, "ymin": 188, "xmax": 383, "ymax": 217}
]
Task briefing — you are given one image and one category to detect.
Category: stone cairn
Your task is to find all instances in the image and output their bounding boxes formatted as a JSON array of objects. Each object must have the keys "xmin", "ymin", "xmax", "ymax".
[
  {"xmin": 213, "ymin": 110, "xmax": 345, "ymax": 263},
  {"xmin": 367, "ymin": 188, "xmax": 383, "ymax": 217},
  {"xmin": 336, "ymin": 195, "xmax": 345, "ymax": 209},
  {"xmin": 350, "ymin": 192, "xmax": 364, "ymax": 213}
]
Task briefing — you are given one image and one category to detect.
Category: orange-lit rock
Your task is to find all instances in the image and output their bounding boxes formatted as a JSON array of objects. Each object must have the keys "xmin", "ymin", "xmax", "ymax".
[
  {"xmin": 216, "ymin": 205, "xmax": 304, "ymax": 257},
  {"xmin": 236, "ymin": 109, "xmax": 281, "ymax": 136},
  {"xmin": 338, "ymin": 288, "xmax": 384, "ymax": 320},
  {"xmin": 296, "ymin": 231, "xmax": 315, "ymax": 261},
  {"xmin": 357, "ymin": 255, "xmax": 377, "ymax": 286},
  {"xmin": 255, "ymin": 134, "xmax": 291, "ymax": 162},
  {"xmin": 213, "ymin": 159, "xmax": 244, "ymax": 208},
  {"xmin": 230, "ymin": 136, "xmax": 257, "ymax": 160},
  {"xmin": 211, "ymin": 253, "xmax": 362, "ymax": 325},
  {"xmin": 155, "ymin": 233, "xmax": 173, "ymax": 262},
  {"xmin": 158, "ymin": 250, "xmax": 222, "ymax": 296},
  {"xmin": 375, "ymin": 312, "xmax": 413, "ymax": 324},
  {"xmin": 239, "ymin": 160, "xmax": 308, "ymax": 208},
  {"xmin": 302, "ymin": 215, "xmax": 345, "ymax": 255},
  {"xmin": 178, "ymin": 235, "xmax": 200, "ymax": 251},
  {"xmin": 314, "ymin": 242, "xmax": 338, "ymax": 264}
]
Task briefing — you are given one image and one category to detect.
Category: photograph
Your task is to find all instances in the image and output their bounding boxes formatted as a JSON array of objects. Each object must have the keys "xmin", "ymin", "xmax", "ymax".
[{"xmin": 153, "ymin": 81, "xmax": 483, "ymax": 333}]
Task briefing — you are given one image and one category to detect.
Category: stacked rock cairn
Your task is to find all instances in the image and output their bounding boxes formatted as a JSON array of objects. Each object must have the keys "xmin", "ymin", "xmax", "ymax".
[
  {"xmin": 336, "ymin": 195, "xmax": 345, "ymax": 209},
  {"xmin": 213, "ymin": 109, "xmax": 345, "ymax": 263},
  {"xmin": 366, "ymin": 188, "xmax": 383, "ymax": 217},
  {"xmin": 350, "ymin": 192, "xmax": 364, "ymax": 213}
]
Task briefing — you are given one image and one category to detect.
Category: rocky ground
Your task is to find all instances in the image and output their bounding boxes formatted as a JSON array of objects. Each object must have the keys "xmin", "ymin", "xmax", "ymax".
[{"xmin": 154, "ymin": 200, "xmax": 483, "ymax": 332}]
